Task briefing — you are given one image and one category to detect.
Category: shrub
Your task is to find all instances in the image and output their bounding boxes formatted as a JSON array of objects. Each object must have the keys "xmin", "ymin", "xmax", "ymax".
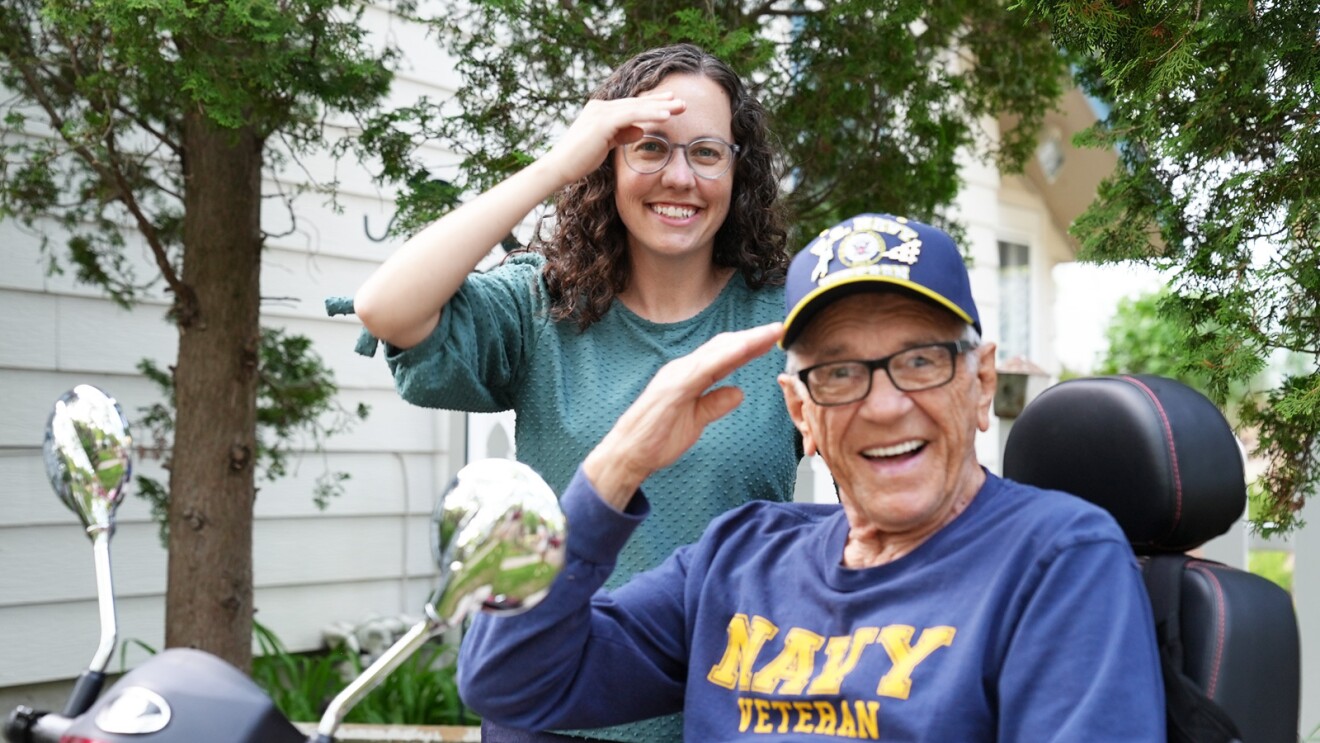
[{"xmin": 251, "ymin": 620, "xmax": 477, "ymax": 726}]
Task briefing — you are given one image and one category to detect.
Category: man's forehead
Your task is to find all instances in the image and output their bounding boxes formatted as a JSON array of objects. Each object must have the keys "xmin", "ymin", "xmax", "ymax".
[
  {"xmin": 797, "ymin": 290, "xmax": 965, "ymax": 346},
  {"xmin": 801, "ymin": 330, "xmax": 954, "ymax": 364}
]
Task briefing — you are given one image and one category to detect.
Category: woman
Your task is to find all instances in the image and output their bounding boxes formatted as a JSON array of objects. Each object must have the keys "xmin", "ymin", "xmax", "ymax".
[{"xmin": 351, "ymin": 44, "xmax": 800, "ymax": 742}]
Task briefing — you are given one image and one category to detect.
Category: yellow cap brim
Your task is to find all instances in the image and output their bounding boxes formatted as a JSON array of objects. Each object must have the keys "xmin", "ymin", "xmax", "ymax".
[{"xmin": 780, "ymin": 275, "xmax": 975, "ymax": 349}]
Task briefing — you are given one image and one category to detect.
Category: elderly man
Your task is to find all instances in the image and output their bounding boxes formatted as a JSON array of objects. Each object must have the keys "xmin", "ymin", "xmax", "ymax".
[{"xmin": 458, "ymin": 214, "xmax": 1165, "ymax": 742}]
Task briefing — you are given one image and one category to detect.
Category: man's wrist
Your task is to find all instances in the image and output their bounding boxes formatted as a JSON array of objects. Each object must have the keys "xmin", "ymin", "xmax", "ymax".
[{"xmin": 582, "ymin": 441, "xmax": 648, "ymax": 511}]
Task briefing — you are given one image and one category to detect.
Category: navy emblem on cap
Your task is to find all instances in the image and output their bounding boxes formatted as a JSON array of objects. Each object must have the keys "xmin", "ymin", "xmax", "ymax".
[
  {"xmin": 837, "ymin": 232, "xmax": 885, "ymax": 268},
  {"xmin": 782, "ymin": 213, "xmax": 981, "ymax": 348}
]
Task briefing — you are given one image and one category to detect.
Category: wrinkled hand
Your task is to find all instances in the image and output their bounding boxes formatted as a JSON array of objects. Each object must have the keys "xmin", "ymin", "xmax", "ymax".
[
  {"xmin": 541, "ymin": 91, "xmax": 686, "ymax": 186},
  {"xmin": 583, "ymin": 323, "xmax": 784, "ymax": 510}
]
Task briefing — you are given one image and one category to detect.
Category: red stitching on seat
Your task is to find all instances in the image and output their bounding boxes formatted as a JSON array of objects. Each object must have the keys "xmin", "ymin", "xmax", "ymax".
[
  {"xmin": 1121, "ymin": 376, "xmax": 1184, "ymax": 541},
  {"xmin": 1187, "ymin": 561, "xmax": 1228, "ymax": 699}
]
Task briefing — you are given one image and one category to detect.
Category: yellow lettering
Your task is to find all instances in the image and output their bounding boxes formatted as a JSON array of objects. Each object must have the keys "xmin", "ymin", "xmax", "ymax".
[
  {"xmin": 770, "ymin": 700, "xmax": 793, "ymax": 733},
  {"xmin": 807, "ymin": 627, "xmax": 880, "ymax": 695},
  {"xmin": 835, "ymin": 698, "xmax": 858, "ymax": 738},
  {"xmin": 792, "ymin": 701, "xmax": 816, "ymax": 733},
  {"xmin": 754, "ymin": 699, "xmax": 773, "ymax": 733},
  {"xmin": 813, "ymin": 700, "xmax": 838, "ymax": 735},
  {"xmin": 750, "ymin": 627, "xmax": 825, "ymax": 694},
  {"xmin": 876, "ymin": 625, "xmax": 956, "ymax": 700},
  {"xmin": 855, "ymin": 700, "xmax": 880, "ymax": 739},
  {"xmin": 737, "ymin": 698, "xmax": 754, "ymax": 732},
  {"xmin": 707, "ymin": 614, "xmax": 779, "ymax": 690}
]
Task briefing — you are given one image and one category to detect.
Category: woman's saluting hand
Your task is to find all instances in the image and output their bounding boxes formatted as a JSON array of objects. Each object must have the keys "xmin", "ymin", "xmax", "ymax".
[{"xmin": 540, "ymin": 91, "xmax": 687, "ymax": 187}]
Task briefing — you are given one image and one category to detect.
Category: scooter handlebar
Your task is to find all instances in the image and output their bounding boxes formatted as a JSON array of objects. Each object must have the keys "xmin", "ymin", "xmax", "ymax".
[
  {"xmin": 60, "ymin": 670, "xmax": 106, "ymax": 718},
  {"xmin": 3, "ymin": 707, "xmax": 73, "ymax": 743}
]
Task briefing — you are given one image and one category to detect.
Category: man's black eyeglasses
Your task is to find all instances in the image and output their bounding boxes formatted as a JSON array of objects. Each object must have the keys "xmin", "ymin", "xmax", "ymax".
[{"xmin": 796, "ymin": 340, "xmax": 977, "ymax": 406}]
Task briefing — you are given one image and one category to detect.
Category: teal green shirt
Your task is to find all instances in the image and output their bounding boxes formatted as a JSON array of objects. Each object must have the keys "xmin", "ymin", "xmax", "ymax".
[
  {"xmin": 383, "ymin": 253, "xmax": 799, "ymax": 583},
  {"xmin": 338, "ymin": 253, "xmax": 800, "ymax": 742}
]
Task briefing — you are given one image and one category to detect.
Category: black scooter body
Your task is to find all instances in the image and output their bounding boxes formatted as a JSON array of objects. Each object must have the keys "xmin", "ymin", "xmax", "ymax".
[{"xmin": 59, "ymin": 649, "xmax": 303, "ymax": 743}]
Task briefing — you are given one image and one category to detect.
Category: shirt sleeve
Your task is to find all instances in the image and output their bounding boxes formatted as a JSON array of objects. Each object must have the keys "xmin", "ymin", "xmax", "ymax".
[
  {"xmin": 457, "ymin": 467, "xmax": 693, "ymax": 732},
  {"xmin": 997, "ymin": 536, "xmax": 1167, "ymax": 742},
  {"xmin": 384, "ymin": 253, "xmax": 547, "ymax": 412}
]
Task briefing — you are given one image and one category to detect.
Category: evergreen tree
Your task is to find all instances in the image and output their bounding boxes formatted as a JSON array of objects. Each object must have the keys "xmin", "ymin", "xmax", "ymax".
[
  {"xmin": 0, "ymin": 0, "xmax": 398, "ymax": 669},
  {"xmin": 380, "ymin": 0, "xmax": 1070, "ymax": 243},
  {"xmin": 1025, "ymin": 0, "xmax": 1319, "ymax": 533}
]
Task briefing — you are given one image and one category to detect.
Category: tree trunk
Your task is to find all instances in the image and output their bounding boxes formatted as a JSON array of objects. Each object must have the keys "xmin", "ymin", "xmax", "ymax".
[{"xmin": 165, "ymin": 111, "xmax": 263, "ymax": 672}]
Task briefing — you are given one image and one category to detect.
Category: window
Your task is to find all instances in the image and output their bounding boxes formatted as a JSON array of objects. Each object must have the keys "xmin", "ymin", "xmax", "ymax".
[{"xmin": 998, "ymin": 241, "xmax": 1031, "ymax": 361}]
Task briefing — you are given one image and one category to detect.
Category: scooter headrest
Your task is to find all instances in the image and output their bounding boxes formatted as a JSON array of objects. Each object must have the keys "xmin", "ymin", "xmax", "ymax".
[{"xmin": 1002, "ymin": 375, "xmax": 1245, "ymax": 554}]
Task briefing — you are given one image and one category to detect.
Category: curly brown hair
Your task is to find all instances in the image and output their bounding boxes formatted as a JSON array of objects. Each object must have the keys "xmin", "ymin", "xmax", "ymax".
[{"xmin": 534, "ymin": 43, "xmax": 788, "ymax": 329}]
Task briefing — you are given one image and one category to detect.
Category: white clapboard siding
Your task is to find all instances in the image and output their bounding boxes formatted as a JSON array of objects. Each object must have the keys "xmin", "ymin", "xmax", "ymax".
[
  {"xmin": 0, "ymin": 574, "xmax": 438, "ymax": 688},
  {"xmin": 0, "ymin": 4, "xmax": 471, "ymax": 691},
  {"xmin": 0, "ymin": 522, "xmax": 165, "ymax": 612},
  {"xmin": 251, "ymin": 516, "xmax": 436, "ymax": 590},
  {"xmin": 0, "ymin": 449, "xmax": 169, "ymax": 528},
  {"xmin": 0, "ymin": 217, "xmax": 175, "ymax": 304},
  {"xmin": 262, "ymin": 245, "xmax": 387, "ymax": 321},
  {"xmin": 0, "ymin": 293, "xmax": 176, "ymax": 375},
  {"xmin": 0, "ymin": 221, "xmax": 50, "ymax": 292},
  {"xmin": 1, "ymin": 595, "xmax": 172, "ymax": 687},
  {"xmin": 252, "ymin": 575, "xmax": 443, "ymax": 654},
  {"xmin": 0, "ymin": 452, "xmax": 74, "ymax": 527},
  {"xmin": 361, "ymin": 4, "xmax": 463, "ymax": 93},
  {"xmin": 0, "ymin": 370, "xmax": 164, "ymax": 450}
]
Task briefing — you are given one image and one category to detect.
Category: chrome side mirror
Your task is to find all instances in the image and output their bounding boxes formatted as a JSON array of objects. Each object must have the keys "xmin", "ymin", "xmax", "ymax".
[
  {"xmin": 42, "ymin": 384, "xmax": 133, "ymax": 716},
  {"xmin": 429, "ymin": 458, "xmax": 566, "ymax": 625},
  {"xmin": 312, "ymin": 459, "xmax": 566, "ymax": 741},
  {"xmin": 44, "ymin": 385, "xmax": 132, "ymax": 538}
]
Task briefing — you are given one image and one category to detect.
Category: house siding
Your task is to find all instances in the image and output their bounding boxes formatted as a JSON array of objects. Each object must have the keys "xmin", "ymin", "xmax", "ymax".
[{"xmin": 0, "ymin": 5, "xmax": 462, "ymax": 691}]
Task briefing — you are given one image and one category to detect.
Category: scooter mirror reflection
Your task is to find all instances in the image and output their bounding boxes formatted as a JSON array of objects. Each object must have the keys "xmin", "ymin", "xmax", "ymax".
[
  {"xmin": 38, "ymin": 385, "xmax": 133, "ymax": 715},
  {"xmin": 313, "ymin": 459, "xmax": 567, "ymax": 741},
  {"xmin": 428, "ymin": 459, "xmax": 567, "ymax": 626},
  {"xmin": 43, "ymin": 385, "xmax": 133, "ymax": 538}
]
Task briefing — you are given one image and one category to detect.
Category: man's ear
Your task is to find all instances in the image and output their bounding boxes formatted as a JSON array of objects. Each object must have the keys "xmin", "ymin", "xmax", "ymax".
[
  {"xmin": 974, "ymin": 342, "xmax": 997, "ymax": 433},
  {"xmin": 778, "ymin": 373, "xmax": 817, "ymax": 457}
]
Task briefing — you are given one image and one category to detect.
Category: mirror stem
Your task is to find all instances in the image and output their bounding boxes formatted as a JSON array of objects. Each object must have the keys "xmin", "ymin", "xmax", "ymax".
[
  {"xmin": 311, "ymin": 616, "xmax": 444, "ymax": 739},
  {"xmin": 89, "ymin": 529, "xmax": 118, "ymax": 674},
  {"xmin": 62, "ymin": 529, "xmax": 116, "ymax": 718}
]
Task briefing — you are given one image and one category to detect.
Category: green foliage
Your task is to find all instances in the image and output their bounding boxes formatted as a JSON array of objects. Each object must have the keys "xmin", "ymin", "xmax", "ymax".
[
  {"xmin": 252, "ymin": 621, "xmax": 476, "ymax": 726},
  {"xmin": 336, "ymin": 643, "xmax": 475, "ymax": 726},
  {"xmin": 1246, "ymin": 549, "xmax": 1293, "ymax": 594},
  {"xmin": 114, "ymin": 620, "xmax": 475, "ymax": 725},
  {"xmin": 1243, "ymin": 377, "xmax": 1318, "ymax": 535},
  {"xmin": 251, "ymin": 620, "xmax": 351, "ymax": 724},
  {"xmin": 134, "ymin": 326, "xmax": 369, "ymax": 545},
  {"xmin": 1021, "ymin": 0, "xmax": 1320, "ymax": 532},
  {"xmin": 1056, "ymin": 365, "xmax": 1086, "ymax": 382},
  {"xmin": 1096, "ymin": 288, "xmax": 1212, "ymax": 391},
  {"xmin": 1099, "ymin": 289, "xmax": 1314, "ymax": 532},
  {"xmin": 116, "ymin": 637, "xmax": 160, "ymax": 674},
  {"xmin": 0, "ymin": 0, "xmax": 397, "ymax": 306},
  {"xmin": 373, "ymin": 0, "xmax": 1070, "ymax": 245}
]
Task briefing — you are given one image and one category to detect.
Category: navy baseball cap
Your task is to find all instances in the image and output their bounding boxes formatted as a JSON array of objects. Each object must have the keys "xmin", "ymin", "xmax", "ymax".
[{"xmin": 782, "ymin": 213, "xmax": 981, "ymax": 348}]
